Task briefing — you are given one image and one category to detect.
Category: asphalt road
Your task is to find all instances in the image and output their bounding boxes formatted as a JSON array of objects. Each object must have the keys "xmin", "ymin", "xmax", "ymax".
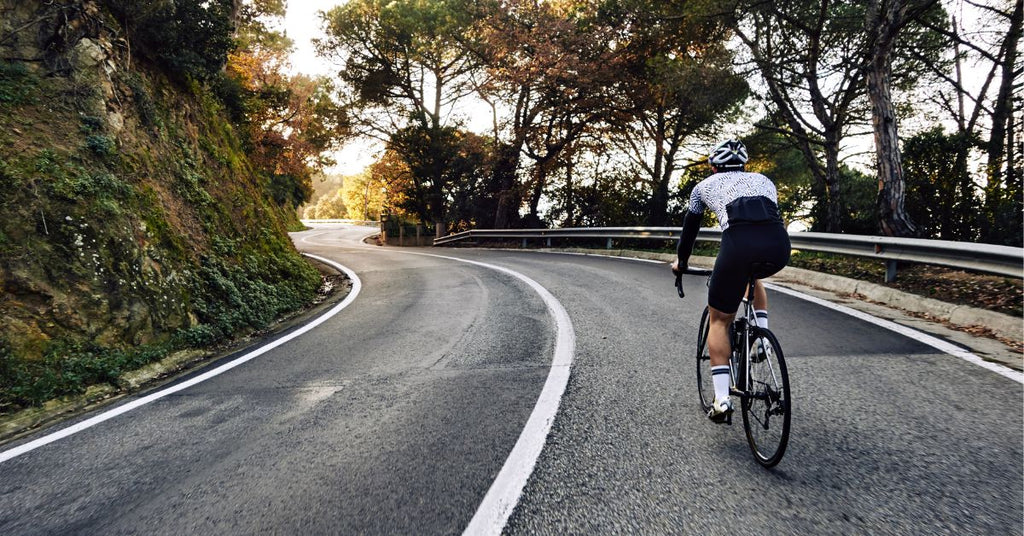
[{"xmin": 0, "ymin": 224, "xmax": 1020, "ymax": 535}]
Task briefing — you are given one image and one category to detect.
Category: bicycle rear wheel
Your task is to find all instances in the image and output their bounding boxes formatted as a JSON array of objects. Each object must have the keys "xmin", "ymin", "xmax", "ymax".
[
  {"xmin": 740, "ymin": 329, "xmax": 791, "ymax": 467},
  {"xmin": 695, "ymin": 306, "xmax": 714, "ymax": 414}
]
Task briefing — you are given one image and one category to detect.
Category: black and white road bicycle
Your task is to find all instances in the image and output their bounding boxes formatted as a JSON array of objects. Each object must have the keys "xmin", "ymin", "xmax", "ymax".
[{"xmin": 676, "ymin": 265, "xmax": 791, "ymax": 468}]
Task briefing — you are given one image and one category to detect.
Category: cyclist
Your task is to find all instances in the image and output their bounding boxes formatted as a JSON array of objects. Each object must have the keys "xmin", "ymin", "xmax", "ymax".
[{"xmin": 671, "ymin": 139, "xmax": 790, "ymax": 423}]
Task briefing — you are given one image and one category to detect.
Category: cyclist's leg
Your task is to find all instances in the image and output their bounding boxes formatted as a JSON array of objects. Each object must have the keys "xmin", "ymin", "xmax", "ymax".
[
  {"xmin": 706, "ymin": 229, "xmax": 747, "ymax": 416},
  {"xmin": 752, "ymin": 280, "xmax": 768, "ymax": 309},
  {"xmin": 707, "ymin": 229, "xmax": 749, "ymax": 320},
  {"xmin": 706, "ymin": 307, "xmax": 733, "ymax": 368},
  {"xmin": 752, "ymin": 280, "xmax": 769, "ymax": 328},
  {"xmin": 705, "ymin": 307, "xmax": 735, "ymax": 421}
]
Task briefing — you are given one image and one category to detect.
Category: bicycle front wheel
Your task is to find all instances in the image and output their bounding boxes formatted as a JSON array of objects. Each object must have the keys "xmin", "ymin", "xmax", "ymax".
[
  {"xmin": 695, "ymin": 306, "xmax": 714, "ymax": 414},
  {"xmin": 741, "ymin": 329, "xmax": 791, "ymax": 468}
]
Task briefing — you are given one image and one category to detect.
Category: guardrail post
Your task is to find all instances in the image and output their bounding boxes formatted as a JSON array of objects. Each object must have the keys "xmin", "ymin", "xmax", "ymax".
[
  {"xmin": 546, "ymin": 237, "xmax": 551, "ymax": 247},
  {"xmin": 885, "ymin": 260, "xmax": 898, "ymax": 283},
  {"xmin": 606, "ymin": 238, "xmax": 613, "ymax": 249},
  {"xmin": 522, "ymin": 238, "xmax": 528, "ymax": 248}
]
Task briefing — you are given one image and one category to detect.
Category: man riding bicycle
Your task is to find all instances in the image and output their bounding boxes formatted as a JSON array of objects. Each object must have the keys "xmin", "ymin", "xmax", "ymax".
[{"xmin": 671, "ymin": 139, "xmax": 791, "ymax": 423}]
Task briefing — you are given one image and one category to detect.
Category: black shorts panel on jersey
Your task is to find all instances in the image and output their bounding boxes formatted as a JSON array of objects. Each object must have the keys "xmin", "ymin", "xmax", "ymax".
[{"xmin": 708, "ymin": 223, "xmax": 791, "ymax": 314}]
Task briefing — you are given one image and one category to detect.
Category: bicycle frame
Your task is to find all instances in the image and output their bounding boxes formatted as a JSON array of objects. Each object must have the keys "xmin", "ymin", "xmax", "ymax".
[
  {"xmin": 730, "ymin": 278, "xmax": 781, "ymax": 405},
  {"xmin": 729, "ymin": 285, "xmax": 754, "ymax": 399}
]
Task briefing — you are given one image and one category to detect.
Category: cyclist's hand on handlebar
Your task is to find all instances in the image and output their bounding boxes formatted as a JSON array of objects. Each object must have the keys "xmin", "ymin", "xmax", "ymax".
[
  {"xmin": 672, "ymin": 260, "xmax": 686, "ymax": 298},
  {"xmin": 673, "ymin": 261, "xmax": 713, "ymax": 299}
]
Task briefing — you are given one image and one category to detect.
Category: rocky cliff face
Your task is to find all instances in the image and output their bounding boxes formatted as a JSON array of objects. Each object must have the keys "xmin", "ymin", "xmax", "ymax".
[{"xmin": 0, "ymin": 1, "xmax": 319, "ymax": 408}]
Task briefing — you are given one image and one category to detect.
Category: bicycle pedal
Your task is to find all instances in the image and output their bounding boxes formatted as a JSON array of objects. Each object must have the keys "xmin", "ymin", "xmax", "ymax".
[{"xmin": 707, "ymin": 406, "xmax": 734, "ymax": 425}]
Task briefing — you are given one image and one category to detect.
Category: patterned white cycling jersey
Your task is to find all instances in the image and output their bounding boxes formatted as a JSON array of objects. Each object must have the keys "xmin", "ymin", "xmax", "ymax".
[{"xmin": 687, "ymin": 171, "xmax": 779, "ymax": 230}]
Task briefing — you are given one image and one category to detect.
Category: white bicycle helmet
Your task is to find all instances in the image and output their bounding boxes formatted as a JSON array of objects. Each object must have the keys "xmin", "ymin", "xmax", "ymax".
[{"xmin": 708, "ymin": 139, "xmax": 748, "ymax": 169}]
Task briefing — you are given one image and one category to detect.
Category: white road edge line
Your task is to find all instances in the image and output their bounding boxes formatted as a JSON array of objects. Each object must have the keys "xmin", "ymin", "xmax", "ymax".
[
  {"xmin": 521, "ymin": 245, "xmax": 1021, "ymax": 383},
  {"xmin": 0, "ymin": 253, "xmax": 362, "ymax": 464},
  {"xmin": 394, "ymin": 251, "xmax": 575, "ymax": 536},
  {"xmin": 511, "ymin": 248, "xmax": 1020, "ymax": 383},
  {"xmin": 560, "ymin": 252, "xmax": 664, "ymax": 264},
  {"xmin": 501, "ymin": 249, "xmax": 667, "ymax": 264},
  {"xmin": 528, "ymin": 244, "xmax": 1024, "ymax": 383},
  {"xmin": 766, "ymin": 283, "xmax": 1024, "ymax": 384}
]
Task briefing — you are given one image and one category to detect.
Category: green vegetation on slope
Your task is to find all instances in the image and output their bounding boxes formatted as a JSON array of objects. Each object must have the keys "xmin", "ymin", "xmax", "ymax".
[{"xmin": 0, "ymin": 14, "xmax": 320, "ymax": 412}]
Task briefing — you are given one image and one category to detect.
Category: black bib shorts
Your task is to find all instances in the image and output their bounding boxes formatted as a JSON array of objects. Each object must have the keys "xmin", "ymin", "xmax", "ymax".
[{"xmin": 708, "ymin": 222, "xmax": 791, "ymax": 314}]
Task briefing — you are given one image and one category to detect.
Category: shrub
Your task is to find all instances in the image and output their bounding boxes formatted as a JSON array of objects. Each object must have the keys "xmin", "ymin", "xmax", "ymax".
[
  {"xmin": 86, "ymin": 135, "xmax": 116, "ymax": 158},
  {"xmin": 0, "ymin": 61, "xmax": 36, "ymax": 105},
  {"xmin": 103, "ymin": 0, "xmax": 236, "ymax": 83},
  {"xmin": 124, "ymin": 72, "xmax": 160, "ymax": 127}
]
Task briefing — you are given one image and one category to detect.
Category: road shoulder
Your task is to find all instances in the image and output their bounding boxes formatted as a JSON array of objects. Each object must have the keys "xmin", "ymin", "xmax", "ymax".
[{"xmin": 0, "ymin": 255, "xmax": 353, "ymax": 447}]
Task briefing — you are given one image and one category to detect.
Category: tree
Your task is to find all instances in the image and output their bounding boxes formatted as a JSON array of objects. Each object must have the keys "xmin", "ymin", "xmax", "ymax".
[
  {"xmin": 103, "ymin": 0, "xmax": 237, "ymax": 81},
  {"xmin": 446, "ymin": 132, "xmax": 499, "ymax": 231},
  {"xmin": 551, "ymin": 166, "xmax": 651, "ymax": 227},
  {"xmin": 909, "ymin": 0, "xmax": 1022, "ymax": 245},
  {"xmin": 318, "ymin": 0, "xmax": 483, "ymax": 235},
  {"xmin": 385, "ymin": 125, "xmax": 491, "ymax": 232},
  {"xmin": 341, "ymin": 171, "xmax": 388, "ymax": 221},
  {"xmin": 474, "ymin": 0, "xmax": 617, "ymax": 228},
  {"xmin": 983, "ymin": 0, "xmax": 1022, "ymax": 212},
  {"xmin": 864, "ymin": 0, "xmax": 942, "ymax": 237},
  {"xmin": 976, "ymin": 0, "xmax": 1022, "ymax": 246},
  {"xmin": 366, "ymin": 149, "xmax": 415, "ymax": 222},
  {"xmin": 724, "ymin": 0, "xmax": 870, "ymax": 232},
  {"xmin": 99, "ymin": 0, "xmax": 172, "ymax": 69},
  {"xmin": 306, "ymin": 188, "xmax": 349, "ymax": 219},
  {"xmin": 742, "ymin": 127, "xmax": 818, "ymax": 226},
  {"xmin": 902, "ymin": 127, "xmax": 980, "ymax": 240},
  {"xmin": 226, "ymin": 6, "xmax": 349, "ymax": 210},
  {"xmin": 603, "ymin": 1, "xmax": 748, "ymax": 226},
  {"xmin": 722, "ymin": 0, "xmax": 944, "ymax": 234},
  {"xmin": 806, "ymin": 166, "xmax": 879, "ymax": 235}
]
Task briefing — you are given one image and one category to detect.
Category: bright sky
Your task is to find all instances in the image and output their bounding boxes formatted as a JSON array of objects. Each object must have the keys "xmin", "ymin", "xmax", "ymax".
[{"xmin": 283, "ymin": 1, "xmax": 343, "ymax": 77}]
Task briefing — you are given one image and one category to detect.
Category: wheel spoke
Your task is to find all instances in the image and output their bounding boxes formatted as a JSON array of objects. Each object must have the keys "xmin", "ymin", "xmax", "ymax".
[{"xmin": 741, "ymin": 329, "xmax": 790, "ymax": 468}]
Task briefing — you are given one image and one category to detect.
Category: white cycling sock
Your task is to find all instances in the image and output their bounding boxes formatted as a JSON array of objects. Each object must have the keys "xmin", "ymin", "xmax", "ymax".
[
  {"xmin": 754, "ymin": 309, "xmax": 769, "ymax": 329},
  {"xmin": 712, "ymin": 365, "xmax": 731, "ymax": 402}
]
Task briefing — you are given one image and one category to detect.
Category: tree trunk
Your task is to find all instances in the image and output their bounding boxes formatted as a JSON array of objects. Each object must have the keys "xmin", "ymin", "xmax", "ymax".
[
  {"xmin": 564, "ymin": 160, "xmax": 575, "ymax": 227},
  {"xmin": 865, "ymin": 0, "xmax": 920, "ymax": 238},
  {"xmin": 645, "ymin": 108, "xmax": 668, "ymax": 226},
  {"xmin": 823, "ymin": 136, "xmax": 843, "ymax": 233},
  {"xmin": 868, "ymin": 59, "xmax": 918, "ymax": 237},
  {"xmin": 493, "ymin": 145, "xmax": 522, "ymax": 229},
  {"xmin": 986, "ymin": 0, "xmax": 1022, "ymax": 198}
]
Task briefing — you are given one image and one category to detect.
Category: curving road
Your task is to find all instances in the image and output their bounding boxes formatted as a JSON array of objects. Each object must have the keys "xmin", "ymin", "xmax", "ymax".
[{"xmin": 0, "ymin": 223, "xmax": 1020, "ymax": 535}]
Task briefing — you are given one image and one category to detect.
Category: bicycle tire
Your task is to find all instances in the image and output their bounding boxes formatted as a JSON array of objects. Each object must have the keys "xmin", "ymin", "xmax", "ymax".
[
  {"xmin": 740, "ymin": 328, "xmax": 791, "ymax": 468},
  {"xmin": 695, "ymin": 306, "xmax": 714, "ymax": 414}
]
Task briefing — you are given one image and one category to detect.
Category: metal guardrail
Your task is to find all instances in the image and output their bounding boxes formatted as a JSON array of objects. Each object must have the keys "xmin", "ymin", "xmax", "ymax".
[
  {"xmin": 302, "ymin": 219, "xmax": 380, "ymax": 226},
  {"xmin": 434, "ymin": 226, "xmax": 1024, "ymax": 280}
]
